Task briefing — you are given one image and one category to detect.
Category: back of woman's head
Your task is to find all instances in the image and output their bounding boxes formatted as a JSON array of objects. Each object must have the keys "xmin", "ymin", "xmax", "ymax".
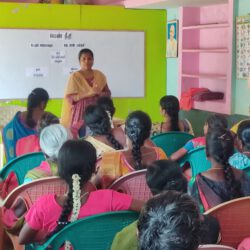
[
  {"xmin": 138, "ymin": 191, "xmax": 201, "ymax": 250},
  {"xmin": 37, "ymin": 111, "xmax": 59, "ymax": 135},
  {"xmin": 97, "ymin": 96, "xmax": 115, "ymax": 118},
  {"xmin": 26, "ymin": 88, "xmax": 49, "ymax": 128},
  {"xmin": 146, "ymin": 160, "xmax": 187, "ymax": 195},
  {"xmin": 58, "ymin": 139, "xmax": 97, "ymax": 186},
  {"xmin": 206, "ymin": 129, "xmax": 242, "ymax": 200},
  {"xmin": 125, "ymin": 110, "xmax": 151, "ymax": 146},
  {"xmin": 237, "ymin": 120, "xmax": 250, "ymax": 151},
  {"xmin": 125, "ymin": 111, "xmax": 152, "ymax": 170},
  {"xmin": 84, "ymin": 105, "xmax": 123, "ymax": 150},
  {"xmin": 206, "ymin": 114, "xmax": 228, "ymax": 132},
  {"xmin": 84, "ymin": 105, "xmax": 111, "ymax": 135},
  {"xmin": 48, "ymin": 140, "xmax": 97, "ymax": 239},
  {"xmin": 40, "ymin": 124, "xmax": 70, "ymax": 162},
  {"xmin": 160, "ymin": 95, "xmax": 180, "ymax": 131}
]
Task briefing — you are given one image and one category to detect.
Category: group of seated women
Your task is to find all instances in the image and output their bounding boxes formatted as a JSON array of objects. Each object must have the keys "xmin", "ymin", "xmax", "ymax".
[{"xmin": 2, "ymin": 88, "xmax": 250, "ymax": 249}]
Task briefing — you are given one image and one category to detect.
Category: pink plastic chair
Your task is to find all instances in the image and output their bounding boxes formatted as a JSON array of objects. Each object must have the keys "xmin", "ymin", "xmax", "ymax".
[
  {"xmin": 198, "ymin": 245, "xmax": 236, "ymax": 250},
  {"xmin": 109, "ymin": 169, "xmax": 152, "ymax": 201},
  {"xmin": 1, "ymin": 176, "xmax": 96, "ymax": 250},
  {"xmin": 204, "ymin": 197, "xmax": 250, "ymax": 249}
]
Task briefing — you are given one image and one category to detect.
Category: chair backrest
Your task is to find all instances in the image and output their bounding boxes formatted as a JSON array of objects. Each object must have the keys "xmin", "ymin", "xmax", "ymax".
[
  {"xmin": 3, "ymin": 176, "xmax": 96, "ymax": 209},
  {"xmin": 0, "ymin": 152, "xmax": 45, "ymax": 184},
  {"xmin": 179, "ymin": 146, "xmax": 211, "ymax": 176},
  {"xmin": 151, "ymin": 132, "xmax": 194, "ymax": 156},
  {"xmin": 198, "ymin": 244, "xmax": 236, "ymax": 250},
  {"xmin": 204, "ymin": 196, "xmax": 250, "ymax": 248},
  {"xmin": 109, "ymin": 169, "xmax": 152, "ymax": 201},
  {"xmin": 36, "ymin": 211, "xmax": 139, "ymax": 250}
]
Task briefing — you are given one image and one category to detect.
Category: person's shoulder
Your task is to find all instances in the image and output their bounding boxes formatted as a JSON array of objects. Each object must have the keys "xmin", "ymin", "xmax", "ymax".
[{"xmin": 93, "ymin": 69, "xmax": 106, "ymax": 78}]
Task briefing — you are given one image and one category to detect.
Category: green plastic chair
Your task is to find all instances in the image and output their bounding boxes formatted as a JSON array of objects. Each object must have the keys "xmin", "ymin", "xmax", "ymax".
[
  {"xmin": 151, "ymin": 132, "xmax": 194, "ymax": 156},
  {"xmin": 179, "ymin": 146, "xmax": 211, "ymax": 177},
  {"xmin": 34, "ymin": 211, "xmax": 139, "ymax": 250},
  {"xmin": 0, "ymin": 152, "xmax": 45, "ymax": 184}
]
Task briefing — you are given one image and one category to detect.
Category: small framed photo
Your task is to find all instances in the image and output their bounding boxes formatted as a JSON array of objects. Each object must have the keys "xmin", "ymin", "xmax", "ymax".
[{"xmin": 167, "ymin": 20, "xmax": 178, "ymax": 58}]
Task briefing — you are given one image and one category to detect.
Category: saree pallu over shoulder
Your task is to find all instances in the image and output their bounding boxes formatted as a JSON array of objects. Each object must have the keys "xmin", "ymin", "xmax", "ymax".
[
  {"xmin": 2, "ymin": 112, "xmax": 37, "ymax": 162},
  {"xmin": 99, "ymin": 147, "xmax": 167, "ymax": 188},
  {"xmin": 61, "ymin": 70, "xmax": 107, "ymax": 129},
  {"xmin": 84, "ymin": 136, "xmax": 116, "ymax": 158}
]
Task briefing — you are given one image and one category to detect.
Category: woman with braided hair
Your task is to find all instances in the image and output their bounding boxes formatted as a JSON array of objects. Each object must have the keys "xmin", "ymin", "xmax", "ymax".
[
  {"xmin": 2, "ymin": 88, "xmax": 49, "ymax": 161},
  {"xmin": 97, "ymin": 110, "xmax": 167, "ymax": 188},
  {"xmin": 19, "ymin": 140, "xmax": 143, "ymax": 246},
  {"xmin": 83, "ymin": 105, "xmax": 125, "ymax": 158},
  {"xmin": 189, "ymin": 128, "xmax": 250, "ymax": 212},
  {"xmin": 151, "ymin": 95, "xmax": 193, "ymax": 136}
]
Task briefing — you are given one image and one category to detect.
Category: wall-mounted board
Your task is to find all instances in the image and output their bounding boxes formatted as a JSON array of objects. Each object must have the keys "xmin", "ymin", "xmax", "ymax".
[{"xmin": 0, "ymin": 29, "xmax": 145, "ymax": 99}]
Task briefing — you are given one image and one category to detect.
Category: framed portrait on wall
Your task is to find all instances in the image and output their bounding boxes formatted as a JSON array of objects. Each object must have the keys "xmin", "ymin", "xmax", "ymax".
[{"xmin": 167, "ymin": 20, "xmax": 178, "ymax": 58}]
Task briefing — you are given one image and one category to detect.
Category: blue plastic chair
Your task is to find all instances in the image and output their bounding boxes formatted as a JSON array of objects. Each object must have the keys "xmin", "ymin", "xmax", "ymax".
[
  {"xmin": 151, "ymin": 132, "xmax": 194, "ymax": 156},
  {"xmin": 0, "ymin": 152, "xmax": 45, "ymax": 184},
  {"xmin": 179, "ymin": 146, "xmax": 211, "ymax": 176},
  {"xmin": 33, "ymin": 211, "xmax": 139, "ymax": 250}
]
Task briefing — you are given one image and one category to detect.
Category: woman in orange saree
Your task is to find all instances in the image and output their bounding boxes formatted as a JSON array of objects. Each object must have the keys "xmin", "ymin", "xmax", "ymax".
[
  {"xmin": 97, "ymin": 111, "xmax": 167, "ymax": 188},
  {"xmin": 61, "ymin": 48, "xmax": 111, "ymax": 137}
]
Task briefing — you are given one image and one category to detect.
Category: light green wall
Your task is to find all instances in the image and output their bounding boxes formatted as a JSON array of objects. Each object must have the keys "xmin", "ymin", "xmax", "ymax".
[
  {"xmin": 166, "ymin": 8, "xmax": 179, "ymax": 97},
  {"xmin": 0, "ymin": 3, "xmax": 166, "ymax": 121}
]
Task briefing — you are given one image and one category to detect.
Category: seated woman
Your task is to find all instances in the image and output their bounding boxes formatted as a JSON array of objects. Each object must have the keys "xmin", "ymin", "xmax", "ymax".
[
  {"xmin": 24, "ymin": 124, "xmax": 70, "ymax": 183},
  {"xmin": 83, "ymin": 105, "xmax": 124, "ymax": 158},
  {"xmin": 151, "ymin": 95, "xmax": 193, "ymax": 136},
  {"xmin": 18, "ymin": 140, "xmax": 144, "ymax": 245},
  {"xmin": 16, "ymin": 111, "xmax": 59, "ymax": 157},
  {"xmin": 96, "ymin": 96, "xmax": 124, "ymax": 128},
  {"xmin": 111, "ymin": 160, "xmax": 220, "ymax": 250},
  {"xmin": 189, "ymin": 128, "xmax": 250, "ymax": 212},
  {"xmin": 2, "ymin": 88, "xmax": 49, "ymax": 161},
  {"xmin": 229, "ymin": 120, "xmax": 250, "ymax": 171},
  {"xmin": 97, "ymin": 110, "xmax": 167, "ymax": 188},
  {"xmin": 170, "ymin": 114, "xmax": 228, "ymax": 161}
]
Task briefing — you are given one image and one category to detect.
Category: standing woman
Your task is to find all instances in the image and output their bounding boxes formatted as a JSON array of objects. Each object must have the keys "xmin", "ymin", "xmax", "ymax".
[
  {"xmin": 2, "ymin": 88, "xmax": 49, "ymax": 162},
  {"xmin": 61, "ymin": 48, "xmax": 111, "ymax": 137}
]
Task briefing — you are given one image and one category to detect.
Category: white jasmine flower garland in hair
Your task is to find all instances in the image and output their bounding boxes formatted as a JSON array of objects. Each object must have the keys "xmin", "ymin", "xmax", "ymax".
[{"xmin": 65, "ymin": 174, "xmax": 82, "ymax": 250}]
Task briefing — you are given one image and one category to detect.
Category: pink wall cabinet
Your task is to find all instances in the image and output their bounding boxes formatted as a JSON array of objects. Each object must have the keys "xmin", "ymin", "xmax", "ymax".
[{"xmin": 178, "ymin": 0, "xmax": 234, "ymax": 114}]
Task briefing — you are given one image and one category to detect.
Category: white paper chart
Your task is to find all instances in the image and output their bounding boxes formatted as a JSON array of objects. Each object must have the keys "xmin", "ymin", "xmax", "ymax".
[{"xmin": 236, "ymin": 15, "xmax": 250, "ymax": 79}]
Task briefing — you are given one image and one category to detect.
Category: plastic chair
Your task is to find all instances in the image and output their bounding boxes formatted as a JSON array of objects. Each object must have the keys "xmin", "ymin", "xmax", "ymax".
[
  {"xmin": 1, "ymin": 177, "xmax": 96, "ymax": 250},
  {"xmin": 179, "ymin": 146, "xmax": 211, "ymax": 176},
  {"xmin": 198, "ymin": 245, "xmax": 236, "ymax": 250},
  {"xmin": 35, "ymin": 211, "xmax": 139, "ymax": 250},
  {"xmin": 0, "ymin": 152, "xmax": 45, "ymax": 185},
  {"xmin": 151, "ymin": 132, "xmax": 194, "ymax": 156},
  {"xmin": 109, "ymin": 169, "xmax": 152, "ymax": 201},
  {"xmin": 204, "ymin": 196, "xmax": 250, "ymax": 248}
]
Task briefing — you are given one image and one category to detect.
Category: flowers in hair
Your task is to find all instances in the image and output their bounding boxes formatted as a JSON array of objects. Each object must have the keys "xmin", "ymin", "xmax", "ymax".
[{"xmin": 64, "ymin": 174, "xmax": 82, "ymax": 250}]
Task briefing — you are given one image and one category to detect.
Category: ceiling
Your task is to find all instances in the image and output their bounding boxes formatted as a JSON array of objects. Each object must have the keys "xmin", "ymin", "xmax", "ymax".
[{"xmin": 124, "ymin": 0, "xmax": 228, "ymax": 9}]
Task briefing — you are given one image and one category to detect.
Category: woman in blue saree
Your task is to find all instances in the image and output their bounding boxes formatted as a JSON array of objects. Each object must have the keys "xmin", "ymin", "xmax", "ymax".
[{"xmin": 2, "ymin": 88, "xmax": 49, "ymax": 162}]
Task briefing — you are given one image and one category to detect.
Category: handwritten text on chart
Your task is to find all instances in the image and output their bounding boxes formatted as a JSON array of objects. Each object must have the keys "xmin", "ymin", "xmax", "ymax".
[
  {"xmin": 25, "ymin": 67, "xmax": 48, "ymax": 78},
  {"xmin": 50, "ymin": 51, "xmax": 66, "ymax": 64},
  {"xmin": 49, "ymin": 32, "xmax": 72, "ymax": 40}
]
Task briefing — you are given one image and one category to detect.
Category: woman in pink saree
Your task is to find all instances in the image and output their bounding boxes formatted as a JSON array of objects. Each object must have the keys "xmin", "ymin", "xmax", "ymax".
[{"xmin": 61, "ymin": 48, "xmax": 111, "ymax": 137}]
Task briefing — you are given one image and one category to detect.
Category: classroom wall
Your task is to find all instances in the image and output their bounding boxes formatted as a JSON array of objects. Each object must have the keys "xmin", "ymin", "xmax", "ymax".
[
  {"xmin": 166, "ymin": 8, "xmax": 179, "ymax": 97},
  {"xmin": 167, "ymin": 2, "xmax": 250, "ymax": 116},
  {"xmin": 166, "ymin": 4, "xmax": 250, "ymax": 136},
  {"xmin": 0, "ymin": 3, "xmax": 166, "ymax": 121}
]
